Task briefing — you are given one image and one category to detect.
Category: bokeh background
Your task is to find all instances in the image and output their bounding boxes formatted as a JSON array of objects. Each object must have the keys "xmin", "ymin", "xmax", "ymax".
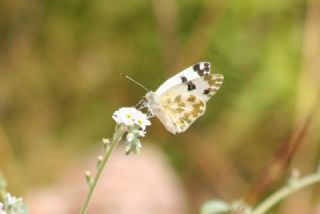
[{"xmin": 1, "ymin": 0, "xmax": 320, "ymax": 213}]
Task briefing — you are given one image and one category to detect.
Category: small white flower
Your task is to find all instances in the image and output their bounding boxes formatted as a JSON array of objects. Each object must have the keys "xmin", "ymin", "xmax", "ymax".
[
  {"xmin": 0, "ymin": 203, "xmax": 6, "ymax": 214},
  {"xmin": 134, "ymin": 110, "xmax": 151, "ymax": 130},
  {"xmin": 138, "ymin": 130, "xmax": 146, "ymax": 137},
  {"xmin": 126, "ymin": 132, "xmax": 135, "ymax": 142},
  {"xmin": 113, "ymin": 107, "xmax": 137, "ymax": 126},
  {"xmin": 102, "ymin": 138, "xmax": 110, "ymax": 144}
]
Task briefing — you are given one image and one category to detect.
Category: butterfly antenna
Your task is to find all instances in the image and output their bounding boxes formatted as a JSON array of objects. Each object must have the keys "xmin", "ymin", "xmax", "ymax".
[{"xmin": 121, "ymin": 73, "xmax": 150, "ymax": 91}]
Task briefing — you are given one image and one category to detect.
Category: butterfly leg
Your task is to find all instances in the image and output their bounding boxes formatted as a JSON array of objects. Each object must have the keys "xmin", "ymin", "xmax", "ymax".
[
  {"xmin": 135, "ymin": 100, "xmax": 147, "ymax": 110},
  {"xmin": 146, "ymin": 110, "xmax": 154, "ymax": 118},
  {"xmin": 134, "ymin": 99, "xmax": 155, "ymax": 118}
]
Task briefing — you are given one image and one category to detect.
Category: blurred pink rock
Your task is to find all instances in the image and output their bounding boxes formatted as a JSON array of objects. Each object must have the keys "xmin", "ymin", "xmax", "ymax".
[
  {"xmin": 26, "ymin": 144, "xmax": 188, "ymax": 214},
  {"xmin": 312, "ymin": 204, "xmax": 320, "ymax": 214}
]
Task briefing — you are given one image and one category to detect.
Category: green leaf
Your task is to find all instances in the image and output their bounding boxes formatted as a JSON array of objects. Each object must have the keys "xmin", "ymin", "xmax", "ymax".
[{"xmin": 201, "ymin": 200, "xmax": 231, "ymax": 214}]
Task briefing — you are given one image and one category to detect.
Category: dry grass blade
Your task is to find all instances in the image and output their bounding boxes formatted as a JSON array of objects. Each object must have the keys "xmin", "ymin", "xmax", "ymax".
[{"xmin": 244, "ymin": 95, "xmax": 320, "ymax": 206}]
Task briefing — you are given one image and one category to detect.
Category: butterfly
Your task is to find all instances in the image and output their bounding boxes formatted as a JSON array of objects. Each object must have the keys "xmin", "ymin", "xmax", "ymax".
[{"xmin": 144, "ymin": 62, "xmax": 224, "ymax": 134}]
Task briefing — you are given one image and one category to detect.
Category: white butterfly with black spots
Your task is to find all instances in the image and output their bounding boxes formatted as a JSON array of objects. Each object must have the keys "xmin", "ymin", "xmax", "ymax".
[{"xmin": 145, "ymin": 62, "xmax": 224, "ymax": 134}]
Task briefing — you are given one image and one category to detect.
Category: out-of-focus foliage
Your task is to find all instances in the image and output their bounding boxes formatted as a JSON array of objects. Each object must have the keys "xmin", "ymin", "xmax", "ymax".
[{"xmin": 0, "ymin": 0, "xmax": 319, "ymax": 213}]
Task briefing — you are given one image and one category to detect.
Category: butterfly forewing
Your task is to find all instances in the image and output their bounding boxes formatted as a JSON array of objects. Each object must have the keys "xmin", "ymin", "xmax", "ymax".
[
  {"xmin": 160, "ymin": 74, "xmax": 224, "ymax": 102},
  {"xmin": 155, "ymin": 62, "xmax": 211, "ymax": 96}
]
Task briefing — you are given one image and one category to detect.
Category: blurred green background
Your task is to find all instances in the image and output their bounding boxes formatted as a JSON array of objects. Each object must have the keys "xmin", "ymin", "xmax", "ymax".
[{"xmin": 1, "ymin": 0, "xmax": 320, "ymax": 213}]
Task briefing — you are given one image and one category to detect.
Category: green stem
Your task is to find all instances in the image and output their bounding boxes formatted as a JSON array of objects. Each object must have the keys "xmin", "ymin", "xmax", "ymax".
[
  {"xmin": 80, "ymin": 125, "xmax": 126, "ymax": 214},
  {"xmin": 0, "ymin": 173, "xmax": 7, "ymax": 201},
  {"xmin": 251, "ymin": 171, "xmax": 320, "ymax": 214}
]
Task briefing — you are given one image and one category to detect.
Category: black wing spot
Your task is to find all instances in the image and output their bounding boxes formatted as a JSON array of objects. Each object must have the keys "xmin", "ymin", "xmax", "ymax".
[
  {"xmin": 203, "ymin": 89, "xmax": 210, "ymax": 95},
  {"xmin": 187, "ymin": 82, "xmax": 196, "ymax": 91},
  {"xmin": 193, "ymin": 63, "xmax": 209, "ymax": 76},
  {"xmin": 193, "ymin": 64, "xmax": 200, "ymax": 72},
  {"xmin": 181, "ymin": 76, "xmax": 187, "ymax": 83}
]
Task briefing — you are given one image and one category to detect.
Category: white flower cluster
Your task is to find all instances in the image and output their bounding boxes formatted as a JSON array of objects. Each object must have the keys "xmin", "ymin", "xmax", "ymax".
[
  {"xmin": 113, "ymin": 107, "xmax": 151, "ymax": 130},
  {"xmin": 112, "ymin": 107, "xmax": 151, "ymax": 154}
]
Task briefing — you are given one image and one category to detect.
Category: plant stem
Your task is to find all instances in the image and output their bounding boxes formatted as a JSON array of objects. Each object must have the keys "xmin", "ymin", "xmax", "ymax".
[
  {"xmin": 251, "ymin": 171, "xmax": 320, "ymax": 214},
  {"xmin": 0, "ymin": 173, "xmax": 6, "ymax": 201},
  {"xmin": 80, "ymin": 125, "xmax": 125, "ymax": 214}
]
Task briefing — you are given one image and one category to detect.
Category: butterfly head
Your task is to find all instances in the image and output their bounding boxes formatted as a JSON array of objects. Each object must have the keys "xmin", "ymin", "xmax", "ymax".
[
  {"xmin": 145, "ymin": 91, "xmax": 157, "ymax": 105},
  {"xmin": 144, "ymin": 91, "xmax": 160, "ymax": 116}
]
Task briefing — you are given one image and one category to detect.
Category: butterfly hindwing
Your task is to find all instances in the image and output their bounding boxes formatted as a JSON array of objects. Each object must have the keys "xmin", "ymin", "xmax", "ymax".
[{"xmin": 159, "ymin": 93, "xmax": 206, "ymax": 133}]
